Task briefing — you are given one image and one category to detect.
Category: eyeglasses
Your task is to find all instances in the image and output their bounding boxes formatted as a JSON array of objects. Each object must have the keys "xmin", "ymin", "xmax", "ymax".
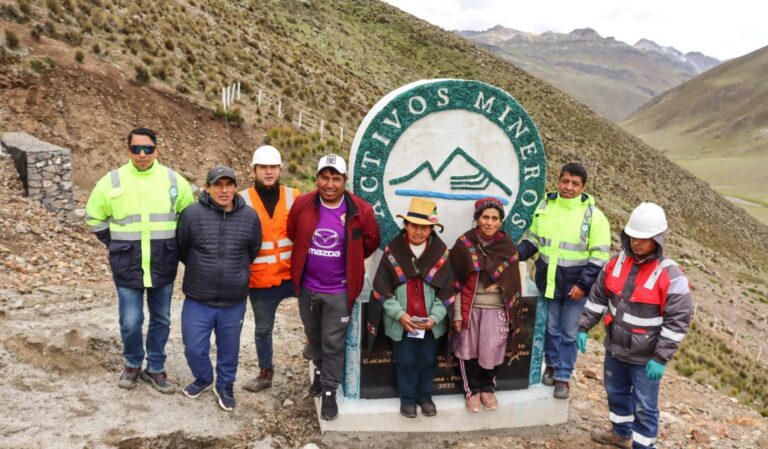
[{"xmin": 129, "ymin": 145, "xmax": 156, "ymax": 155}]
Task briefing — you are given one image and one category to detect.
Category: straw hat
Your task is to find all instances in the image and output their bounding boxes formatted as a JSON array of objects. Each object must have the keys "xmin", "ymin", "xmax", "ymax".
[{"xmin": 396, "ymin": 197, "xmax": 444, "ymax": 231}]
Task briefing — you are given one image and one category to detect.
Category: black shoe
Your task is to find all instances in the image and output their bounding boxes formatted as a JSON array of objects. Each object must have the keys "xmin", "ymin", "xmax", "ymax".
[
  {"xmin": 553, "ymin": 380, "xmax": 570, "ymax": 399},
  {"xmin": 416, "ymin": 399, "xmax": 437, "ymax": 417},
  {"xmin": 542, "ymin": 366, "xmax": 555, "ymax": 386},
  {"xmin": 400, "ymin": 403, "xmax": 417, "ymax": 418},
  {"xmin": 309, "ymin": 368, "xmax": 322, "ymax": 397},
  {"xmin": 213, "ymin": 383, "xmax": 236, "ymax": 411},
  {"xmin": 183, "ymin": 378, "xmax": 213, "ymax": 399},
  {"xmin": 320, "ymin": 390, "xmax": 338, "ymax": 421}
]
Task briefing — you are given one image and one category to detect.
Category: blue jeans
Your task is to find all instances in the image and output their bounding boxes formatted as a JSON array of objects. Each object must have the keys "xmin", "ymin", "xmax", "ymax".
[
  {"xmin": 393, "ymin": 331, "xmax": 438, "ymax": 405},
  {"xmin": 604, "ymin": 353, "xmax": 661, "ymax": 449},
  {"xmin": 248, "ymin": 280, "xmax": 294, "ymax": 370},
  {"xmin": 181, "ymin": 299, "xmax": 247, "ymax": 387},
  {"xmin": 116, "ymin": 283, "xmax": 173, "ymax": 373},
  {"xmin": 544, "ymin": 294, "xmax": 586, "ymax": 381}
]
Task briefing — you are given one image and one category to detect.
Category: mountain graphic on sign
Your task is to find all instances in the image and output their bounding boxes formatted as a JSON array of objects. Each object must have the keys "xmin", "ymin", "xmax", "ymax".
[{"xmin": 390, "ymin": 147, "xmax": 513, "ymax": 196}]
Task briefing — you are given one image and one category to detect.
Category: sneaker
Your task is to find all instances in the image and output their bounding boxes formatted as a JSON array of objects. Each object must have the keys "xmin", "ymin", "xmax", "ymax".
[
  {"xmin": 243, "ymin": 368, "xmax": 274, "ymax": 393},
  {"xmin": 553, "ymin": 380, "xmax": 570, "ymax": 399},
  {"xmin": 591, "ymin": 429, "xmax": 632, "ymax": 448},
  {"xmin": 118, "ymin": 366, "xmax": 141, "ymax": 390},
  {"xmin": 542, "ymin": 366, "xmax": 555, "ymax": 386},
  {"xmin": 417, "ymin": 399, "xmax": 437, "ymax": 417},
  {"xmin": 465, "ymin": 394, "xmax": 482, "ymax": 413},
  {"xmin": 213, "ymin": 383, "xmax": 236, "ymax": 411},
  {"xmin": 320, "ymin": 390, "xmax": 338, "ymax": 421},
  {"xmin": 400, "ymin": 403, "xmax": 417, "ymax": 418},
  {"xmin": 183, "ymin": 378, "xmax": 213, "ymax": 399},
  {"xmin": 480, "ymin": 392, "xmax": 498, "ymax": 411},
  {"xmin": 309, "ymin": 368, "xmax": 322, "ymax": 397},
  {"xmin": 140, "ymin": 370, "xmax": 176, "ymax": 394}
]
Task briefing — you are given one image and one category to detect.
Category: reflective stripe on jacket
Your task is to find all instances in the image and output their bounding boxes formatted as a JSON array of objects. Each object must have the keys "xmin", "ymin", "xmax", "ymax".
[
  {"xmin": 240, "ymin": 185, "xmax": 300, "ymax": 288},
  {"xmin": 519, "ymin": 192, "xmax": 611, "ymax": 299},
  {"xmin": 579, "ymin": 233, "xmax": 693, "ymax": 365},
  {"xmin": 84, "ymin": 161, "xmax": 194, "ymax": 288}
]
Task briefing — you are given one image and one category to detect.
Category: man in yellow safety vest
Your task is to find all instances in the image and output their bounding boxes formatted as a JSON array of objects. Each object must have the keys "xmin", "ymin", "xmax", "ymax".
[{"xmin": 85, "ymin": 127, "xmax": 194, "ymax": 393}]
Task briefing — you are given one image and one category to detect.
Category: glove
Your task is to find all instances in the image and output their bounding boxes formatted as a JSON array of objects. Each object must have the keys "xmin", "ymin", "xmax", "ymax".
[
  {"xmin": 645, "ymin": 359, "xmax": 666, "ymax": 380},
  {"xmin": 577, "ymin": 331, "xmax": 588, "ymax": 353}
]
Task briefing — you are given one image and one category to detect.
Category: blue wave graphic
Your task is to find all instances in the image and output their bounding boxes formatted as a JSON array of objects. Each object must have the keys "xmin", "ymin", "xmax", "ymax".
[{"xmin": 394, "ymin": 189, "xmax": 510, "ymax": 205}]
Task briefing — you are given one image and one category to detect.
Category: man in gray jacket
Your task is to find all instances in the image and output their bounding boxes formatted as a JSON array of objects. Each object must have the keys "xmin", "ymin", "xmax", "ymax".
[
  {"xmin": 177, "ymin": 166, "xmax": 262, "ymax": 411},
  {"xmin": 578, "ymin": 202, "xmax": 692, "ymax": 449}
]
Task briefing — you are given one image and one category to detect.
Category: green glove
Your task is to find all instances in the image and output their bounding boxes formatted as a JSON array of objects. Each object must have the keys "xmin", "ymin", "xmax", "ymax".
[
  {"xmin": 645, "ymin": 359, "xmax": 666, "ymax": 380},
  {"xmin": 577, "ymin": 331, "xmax": 588, "ymax": 353}
]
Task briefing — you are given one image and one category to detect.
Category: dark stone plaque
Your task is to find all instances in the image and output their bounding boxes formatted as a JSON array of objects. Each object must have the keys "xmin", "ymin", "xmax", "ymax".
[{"xmin": 359, "ymin": 295, "xmax": 537, "ymax": 399}]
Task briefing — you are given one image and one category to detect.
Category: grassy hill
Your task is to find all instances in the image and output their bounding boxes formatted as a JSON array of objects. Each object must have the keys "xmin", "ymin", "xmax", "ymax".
[
  {"xmin": 459, "ymin": 26, "xmax": 719, "ymax": 122},
  {"xmin": 1, "ymin": 0, "xmax": 768, "ymax": 417},
  {"xmin": 622, "ymin": 45, "xmax": 768, "ymax": 223}
]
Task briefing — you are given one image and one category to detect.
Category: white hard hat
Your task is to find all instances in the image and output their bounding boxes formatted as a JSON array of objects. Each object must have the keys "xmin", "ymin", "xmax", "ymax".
[
  {"xmin": 251, "ymin": 145, "xmax": 282, "ymax": 167},
  {"xmin": 624, "ymin": 202, "xmax": 668, "ymax": 239}
]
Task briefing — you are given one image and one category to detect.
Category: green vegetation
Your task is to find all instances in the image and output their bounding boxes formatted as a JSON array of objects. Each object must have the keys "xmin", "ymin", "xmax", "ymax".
[
  {"xmin": 74, "ymin": 48, "xmax": 84, "ymax": 63},
  {"xmin": 213, "ymin": 105, "xmax": 244, "ymax": 127},
  {"xmin": 28, "ymin": 55, "xmax": 54, "ymax": 72},
  {"xmin": 4, "ymin": 28, "xmax": 19, "ymax": 48}
]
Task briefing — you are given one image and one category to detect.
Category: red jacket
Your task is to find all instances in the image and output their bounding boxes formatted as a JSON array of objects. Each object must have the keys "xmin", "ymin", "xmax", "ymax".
[{"xmin": 287, "ymin": 191, "xmax": 380, "ymax": 309}]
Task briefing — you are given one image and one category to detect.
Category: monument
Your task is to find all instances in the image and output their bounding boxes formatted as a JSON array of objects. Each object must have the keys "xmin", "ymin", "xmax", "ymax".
[{"xmin": 315, "ymin": 79, "xmax": 564, "ymax": 432}]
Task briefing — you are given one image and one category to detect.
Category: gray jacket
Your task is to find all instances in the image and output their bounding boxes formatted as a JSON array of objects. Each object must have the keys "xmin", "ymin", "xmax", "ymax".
[{"xmin": 579, "ymin": 231, "xmax": 692, "ymax": 365}]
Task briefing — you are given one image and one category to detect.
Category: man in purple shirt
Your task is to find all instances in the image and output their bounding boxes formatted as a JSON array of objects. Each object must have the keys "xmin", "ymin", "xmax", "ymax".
[{"xmin": 288, "ymin": 154, "xmax": 380, "ymax": 420}]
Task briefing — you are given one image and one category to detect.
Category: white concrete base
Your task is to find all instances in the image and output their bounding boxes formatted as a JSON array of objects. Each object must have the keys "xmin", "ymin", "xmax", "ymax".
[{"xmin": 316, "ymin": 385, "xmax": 568, "ymax": 433}]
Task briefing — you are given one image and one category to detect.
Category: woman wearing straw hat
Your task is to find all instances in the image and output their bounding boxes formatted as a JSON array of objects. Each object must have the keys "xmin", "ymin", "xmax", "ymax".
[
  {"xmin": 450, "ymin": 197, "xmax": 522, "ymax": 413},
  {"xmin": 368, "ymin": 198, "xmax": 454, "ymax": 418}
]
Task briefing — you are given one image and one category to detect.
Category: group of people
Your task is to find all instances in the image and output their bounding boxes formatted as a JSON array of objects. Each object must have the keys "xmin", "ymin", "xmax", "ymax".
[{"xmin": 85, "ymin": 127, "xmax": 692, "ymax": 449}]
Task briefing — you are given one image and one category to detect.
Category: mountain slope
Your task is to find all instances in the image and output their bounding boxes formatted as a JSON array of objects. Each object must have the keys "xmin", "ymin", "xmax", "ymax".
[
  {"xmin": 622, "ymin": 45, "xmax": 768, "ymax": 222},
  {"xmin": 459, "ymin": 26, "xmax": 720, "ymax": 121}
]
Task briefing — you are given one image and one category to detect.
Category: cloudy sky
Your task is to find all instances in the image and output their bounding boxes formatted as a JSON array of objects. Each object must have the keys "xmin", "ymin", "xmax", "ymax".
[{"xmin": 382, "ymin": 0, "xmax": 767, "ymax": 60}]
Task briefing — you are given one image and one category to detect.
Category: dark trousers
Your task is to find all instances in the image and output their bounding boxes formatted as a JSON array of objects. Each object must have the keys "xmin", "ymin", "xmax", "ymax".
[
  {"xmin": 298, "ymin": 288, "xmax": 349, "ymax": 391},
  {"xmin": 459, "ymin": 358, "xmax": 501, "ymax": 398},
  {"xmin": 181, "ymin": 299, "xmax": 246, "ymax": 387},
  {"xmin": 393, "ymin": 330, "xmax": 438, "ymax": 405},
  {"xmin": 248, "ymin": 280, "xmax": 294, "ymax": 370}
]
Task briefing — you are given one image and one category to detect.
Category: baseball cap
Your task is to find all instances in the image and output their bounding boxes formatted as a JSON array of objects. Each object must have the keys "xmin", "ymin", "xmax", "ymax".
[
  {"xmin": 206, "ymin": 165, "xmax": 237, "ymax": 185},
  {"xmin": 317, "ymin": 154, "xmax": 347, "ymax": 175}
]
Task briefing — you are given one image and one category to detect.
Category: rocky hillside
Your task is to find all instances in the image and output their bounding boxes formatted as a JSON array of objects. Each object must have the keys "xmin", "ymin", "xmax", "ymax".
[
  {"xmin": 622, "ymin": 45, "xmax": 768, "ymax": 223},
  {"xmin": 459, "ymin": 26, "xmax": 720, "ymax": 121},
  {"xmin": 1, "ymin": 0, "xmax": 768, "ymax": 444}
]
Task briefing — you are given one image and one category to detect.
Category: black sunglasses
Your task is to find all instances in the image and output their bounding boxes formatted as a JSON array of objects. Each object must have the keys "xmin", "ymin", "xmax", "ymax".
[{"xmin": 129, "ymin": 145, "xmax": 156, "ymax": 155}]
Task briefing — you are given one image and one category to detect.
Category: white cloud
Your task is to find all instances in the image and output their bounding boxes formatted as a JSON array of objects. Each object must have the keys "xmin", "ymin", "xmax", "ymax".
[{"xmin": 383, "ymin": 0, "xmax": 768, "ymax": 60}]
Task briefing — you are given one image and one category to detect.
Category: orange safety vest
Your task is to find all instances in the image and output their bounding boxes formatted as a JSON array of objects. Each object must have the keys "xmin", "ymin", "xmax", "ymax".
[{"xmin": 240, "ymin": 185, "xmax": 299, "ymax": 288}]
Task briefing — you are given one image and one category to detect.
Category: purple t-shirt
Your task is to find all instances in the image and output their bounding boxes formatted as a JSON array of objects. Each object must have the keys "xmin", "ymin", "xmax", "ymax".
[{"xmin": 302, "ymin": 197, "xmax": 347, "ymax": 294}]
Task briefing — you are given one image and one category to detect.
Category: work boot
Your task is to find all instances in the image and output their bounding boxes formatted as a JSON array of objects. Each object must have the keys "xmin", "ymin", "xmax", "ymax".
[
  {"xmin": 553, "ymin": 380, "xmax": 570, "ymax": 399},
  {"xmin": 243, "ymin": 368, "xmax": 274, "ymax": 393},
  {"xmin": 309, "ymin": 368, "xmax": 322, "ymax": 397},
  {"xmin": 213, "ymin": 383, "xmax": 236, "ymax": 412},
  {"xmin": 480, "ymin": 392, "xmax": 498, "ymax": 411},
  {"xmin": 320, "ymin": 390, "xmax": 338, "ymax": 421},
  {"xmin": 542, "ymin": 366, "xmax": 555, "ymax": 386},
  {"xmin": 140, "ymin": 370, "xmax": 177, "ymax": 394},
  {"xmin": 417, "ymin": 398, "xmax": 437, "ymax": 417},
  {"xmin": 118, "ymin": 366, "xmax": 141, "ymax": 390},
  {"xmin": 591, "ymin": 429, "xmax": 632, "ymax": 448},
  {"xmin": 400, "ymin": 403, "xmax": 417, "ymax": 418},
  {"xmin": 183, "ymin": 378, "xmax": 213, "ymax": 399}
]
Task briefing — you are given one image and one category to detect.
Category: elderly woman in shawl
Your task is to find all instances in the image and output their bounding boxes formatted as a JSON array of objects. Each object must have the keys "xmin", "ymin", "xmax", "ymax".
[
  {"xmin": 367, "ymin": 198, "xmax": 454, "ymax": 419},
  {"xmin": 451, "ymin": 197, "xmax": 521, "ymax": 413}
]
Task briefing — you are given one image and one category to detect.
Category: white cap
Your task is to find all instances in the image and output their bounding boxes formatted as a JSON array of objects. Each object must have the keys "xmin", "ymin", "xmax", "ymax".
[
  {"xmin": 624, "ymin": 202, "xmax": 668, "ymax": 239},
  {"xmin": 317, "ymin": 154, "xmax": 347, "ymax": 175},
  {"xmin": 251, "ymin": 145, "xmax": 282, "ymax": 167}
]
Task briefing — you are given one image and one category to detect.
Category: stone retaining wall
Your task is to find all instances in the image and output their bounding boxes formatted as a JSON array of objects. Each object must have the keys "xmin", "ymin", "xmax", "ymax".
[{"xmin": 1, "ymin": 132, "xmax": 74, "ymax": 213}]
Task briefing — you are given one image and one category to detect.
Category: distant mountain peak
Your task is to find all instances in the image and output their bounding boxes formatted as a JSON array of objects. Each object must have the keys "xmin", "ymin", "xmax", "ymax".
[{"xmin": 569, "ymin": 27, "xmax": 601, "ymax": 39}]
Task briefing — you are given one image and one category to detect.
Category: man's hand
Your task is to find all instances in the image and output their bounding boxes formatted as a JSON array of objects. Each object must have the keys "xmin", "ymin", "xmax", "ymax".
[
  {"xmin": 452, "ymin": 320, "xmax": 463, "ymax": 333},
  {"xmin": 645, "ymin": 359, "xmax": 666, "ymax": 380},
  {"xmin": 413, "ymin": 318, "xmax": 435, "ymax": 330},
  {"xmin": 577, "ymin": 331, "xmax": 588, "ymax": 353},
  {"xmin": 569, "ymin": 285, "xmax": 585, "ymax": 300},
  {"xmin": 398, "ymin": 313, "xmax": 416, "ymax": 333}
]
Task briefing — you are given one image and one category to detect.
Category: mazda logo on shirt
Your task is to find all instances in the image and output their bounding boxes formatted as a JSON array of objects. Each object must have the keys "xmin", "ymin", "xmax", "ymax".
[{"xmin": 312, "ymin": 228, "xmax": 340, "ymax": 249}]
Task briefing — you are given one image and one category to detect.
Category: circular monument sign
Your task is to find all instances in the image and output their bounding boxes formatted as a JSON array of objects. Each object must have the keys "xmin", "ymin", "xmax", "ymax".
[{"xmin": 349, "ymin": 79, "xmax": 546, "ymax": 247}]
